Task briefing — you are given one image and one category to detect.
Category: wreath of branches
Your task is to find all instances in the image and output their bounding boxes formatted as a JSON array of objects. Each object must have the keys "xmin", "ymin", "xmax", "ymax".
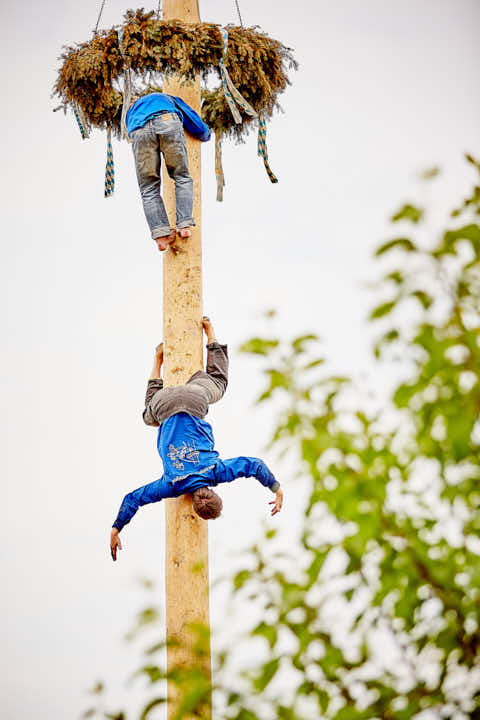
[{"xmin": 54, "ymin": 8, "xmax": 297, "ymax": 140}]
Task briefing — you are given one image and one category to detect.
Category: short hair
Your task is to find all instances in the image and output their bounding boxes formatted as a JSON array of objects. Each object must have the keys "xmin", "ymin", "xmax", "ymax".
[{"xmin": 192, "ymin": 487, "xmax": 223, "ymax": 520}]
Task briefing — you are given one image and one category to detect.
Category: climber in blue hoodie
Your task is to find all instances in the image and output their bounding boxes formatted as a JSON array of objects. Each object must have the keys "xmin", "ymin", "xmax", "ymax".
[{"xmin": 110, "ymin": 317, "xmax": 283, "ymax": 561}]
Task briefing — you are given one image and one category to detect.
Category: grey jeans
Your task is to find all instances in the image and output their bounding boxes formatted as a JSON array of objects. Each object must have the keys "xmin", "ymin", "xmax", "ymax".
[
  {"xmin": 130, "ymin": 114, "xmax": 194, "ymax": 239},
  {"xmin": 143, "ymin": 342, "xmax": 229, "ymax": 427}
]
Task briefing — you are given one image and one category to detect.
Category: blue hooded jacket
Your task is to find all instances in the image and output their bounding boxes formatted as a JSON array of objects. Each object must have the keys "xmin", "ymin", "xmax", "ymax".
[
  {"xmin": 158, "ymin": 412, "xmax": 219, "ymax": 482},
  {"xmin": 126, "ymin": 93, "xmax": 211, "ymax": 141},
  {"xmin": 112, "ymin": 413, "xmax": 279, "ymax": 532}
]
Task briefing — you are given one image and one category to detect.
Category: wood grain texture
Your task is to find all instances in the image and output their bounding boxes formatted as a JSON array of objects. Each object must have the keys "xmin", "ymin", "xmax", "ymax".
[{"xmin": 162, "ymin": 1, "xmax": 211, "ymax": 718}]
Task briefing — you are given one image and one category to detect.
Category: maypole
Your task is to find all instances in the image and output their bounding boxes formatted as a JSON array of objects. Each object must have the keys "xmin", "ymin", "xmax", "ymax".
[
  {"xmin": 161, "ymin": 1, "xmax": 211, "ymax": 717},
  {"xmin": 54, "ymin": 5, "xmax": 297, "ymax": 715}
]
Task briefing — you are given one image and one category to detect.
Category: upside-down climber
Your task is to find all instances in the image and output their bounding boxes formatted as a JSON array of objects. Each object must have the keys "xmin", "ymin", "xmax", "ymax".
[
  {"xmin": 127, "ymin": 91, "xmax": 211, "ymax": 252},
  {"xmin": 110, "ymin": 317, "xmax": 283, "ymax": 561}
]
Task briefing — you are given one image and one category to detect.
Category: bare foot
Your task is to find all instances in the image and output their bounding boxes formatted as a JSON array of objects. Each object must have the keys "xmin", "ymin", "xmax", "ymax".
[
  {"xmin": 178, "ymin": 228, "xmax": 192, "ymax": 239},
  {"xmin": 155, "ymin": 229, "xmax": 176, "ymax": 252}
]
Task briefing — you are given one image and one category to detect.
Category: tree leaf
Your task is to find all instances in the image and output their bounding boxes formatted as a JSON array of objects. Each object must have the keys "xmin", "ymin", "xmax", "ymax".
[
  {"xmin": 412, "ymin": 290, "xmax": 433, "ymax": 309},
  {"xmin": 140, "ymin": 698, "xmax": 165, "ymax": 720},
  {"xmin": 233, "ymin": 569, "xmax": 251, "ymax": 590},
  {"xmin": 419, "ymin": 166, "xmax": 441, "ymax": 181},
  {"xmin": 391, "ymin": 204, "xmax": 424, "ymax": 224},
  {"xmin": 291, "ymin": 334, "xmax": 319, "ymax": 353},
  {"xmin": 385, "ymin": 270, "xmax": 404, "ymax": 284},
  {"xmin": 369, "ymin": 300, "xmax": 397, "ymax": 319},
  {"xmin": 436, "ymin": 224, "xmax": 480, "ymax": 257},
  {"xmin": 252, "ymin": 657, "xmax": 280, "ymax": 691},
  {"xmin": 239, "ymin": 337, "xmax": 279, "ymax": 356},
  {"xmin": 252, "ymin": 621, "xmax": 277, "ymax": 649},
  {"xmin": 375, "ymin": 237, "xmax": 417, "ymax": 256}
]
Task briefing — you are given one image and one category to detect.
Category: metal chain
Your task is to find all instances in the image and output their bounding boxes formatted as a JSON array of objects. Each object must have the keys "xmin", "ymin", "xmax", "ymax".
[
  {"xmin": 94, "ymin": 0, "xmax": 107, "ymax": 34},
  {"xmin": 233, "ymin": 0, "xmax": 244, "ymax": 26}
]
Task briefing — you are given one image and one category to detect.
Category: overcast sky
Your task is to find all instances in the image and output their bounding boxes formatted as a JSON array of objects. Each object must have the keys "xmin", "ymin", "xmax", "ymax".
[{"xmin": 2, "ymin": 0, "xmax": 480, "ymax": 718}]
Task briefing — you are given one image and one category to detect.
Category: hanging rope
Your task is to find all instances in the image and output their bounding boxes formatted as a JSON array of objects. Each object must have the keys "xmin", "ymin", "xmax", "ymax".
[
  {"xmin": 233, "ymin": 0, "xmax": 244, "ymax": 27},
  {"xmin": 104, "ymin": 127, "xmax": 115, "ymax": 197},
  {"xmin": 120, "ymin": 68, "xmax": 133, "ymax": 140},
  {"xmin": 219, "ymin": 29, "xmax": 257, "ymax": 123},
  {"xmin": 93, "ymin": 0, "xmax": 107, "ymax": 34},
  {"xmin": 156, "ymin": 0, "xmax": 162, "ymax": 18},
  {"xmin": 215, "ymin": 132, "xmax": 225, "ymax": 201},
  {"xmin": 219, "ymin": 28, "xmax": 278, "ymax": 186},
  {"xmin": 117, "ymin": 27, "xmax": 133, "ymax": 141},
  {"xmin": 257, "ymin": 114, "xmax": 278, "ymax": 184}
]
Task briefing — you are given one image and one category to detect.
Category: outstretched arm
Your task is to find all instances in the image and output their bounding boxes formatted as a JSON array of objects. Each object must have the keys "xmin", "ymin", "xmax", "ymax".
[
  {"xmin": 110, "ymin": 476, "xmax": 173, "ymax": 561},
  {"xmin": 211, "ymin": 457, "xmax": 283, "ymax": 516}
]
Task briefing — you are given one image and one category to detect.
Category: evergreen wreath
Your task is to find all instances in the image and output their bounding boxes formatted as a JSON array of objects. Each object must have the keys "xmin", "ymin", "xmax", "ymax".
[{"xmin": 54, "ymin": 8, "xmax": 297, "ymax": 141}]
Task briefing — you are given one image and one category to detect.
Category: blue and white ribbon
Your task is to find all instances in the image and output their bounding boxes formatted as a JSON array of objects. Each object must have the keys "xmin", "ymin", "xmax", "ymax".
[
  {"xmin": 219, "ymin": 28, "xmax": 257, "ymax": 124},
  {"xmin": 257, "ymin": 113, "xmax": 278, "ymax": 184},
  {"xmin": 104, "ymin": 127, "xmax": 115, "ymax": 198},
  {"xmin": 73, "ymin": 103, "xmax": 90, "ymax": 140},
  {"xmin": 219, "ymin": 28, "xmax": 278, "ymax": 184}
]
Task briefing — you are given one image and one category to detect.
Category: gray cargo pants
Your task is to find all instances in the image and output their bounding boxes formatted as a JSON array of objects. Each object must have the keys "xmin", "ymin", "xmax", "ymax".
[{"xmin": 143, "ymin": 342, "xmax": 229, "ymax": 427}]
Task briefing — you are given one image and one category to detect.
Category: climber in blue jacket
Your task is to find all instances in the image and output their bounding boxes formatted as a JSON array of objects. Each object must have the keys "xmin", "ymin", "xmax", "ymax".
[
  {"xmin": 110, "ymin": 317, "xmax": 283, "ymax": 561},
  {"xmin": 127, "ymin": 91, "xmax": 211, "ymax": 252}
]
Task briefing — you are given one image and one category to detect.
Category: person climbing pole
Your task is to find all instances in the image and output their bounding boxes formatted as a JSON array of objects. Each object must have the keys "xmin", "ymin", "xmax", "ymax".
[
  {"xmin": 127, "ymin": 91, "xmax": 211, "ymax": 252},
  {"xmin": 110, "ymin": 316, "xmax": 283, "ymax": 561}
]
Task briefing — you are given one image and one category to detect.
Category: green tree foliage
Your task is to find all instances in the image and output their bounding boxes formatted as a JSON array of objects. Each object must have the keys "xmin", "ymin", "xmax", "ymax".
[
  {"xmin": 86, "ymin": 157, "xmax": 480, "ymax": 719},
  {"xmin": 220, "ymin": 158, "xmax": 480, "ymax": 720}
]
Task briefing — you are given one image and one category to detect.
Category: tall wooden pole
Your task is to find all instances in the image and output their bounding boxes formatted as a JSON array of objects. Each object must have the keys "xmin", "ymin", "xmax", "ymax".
[{"xmin": 161, "ymin": 1, "xmax": 211, "ymax": 718}]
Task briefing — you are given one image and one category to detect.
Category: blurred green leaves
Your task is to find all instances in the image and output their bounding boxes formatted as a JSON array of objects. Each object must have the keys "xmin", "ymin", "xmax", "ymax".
[
  {"xmin": 84, "ymin": 156, "xmax": 480, "ymax": 720},
  {"xmin": 239, "ymin": 338, "xmax": 279, "ymax": 356},
  {"xmin": 229, "ymin": 156, "xmax": 480, "ymax": 719}
]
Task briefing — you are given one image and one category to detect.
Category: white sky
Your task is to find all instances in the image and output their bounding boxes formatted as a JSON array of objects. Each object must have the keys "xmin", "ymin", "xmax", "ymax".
[{"xmin": 2, "ymin": 0, "xmax": 480, "ymax": 718}]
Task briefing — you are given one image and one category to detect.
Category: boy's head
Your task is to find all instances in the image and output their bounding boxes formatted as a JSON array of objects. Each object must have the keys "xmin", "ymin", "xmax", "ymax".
[{"xmin": 192, "ymin": 487, "xmax": 222, "ymax": 520}]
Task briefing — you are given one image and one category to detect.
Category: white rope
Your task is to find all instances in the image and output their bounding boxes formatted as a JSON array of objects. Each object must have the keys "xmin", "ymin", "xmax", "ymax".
[
  {"xmin": 117, "ymin": 27, "xmax": 133, "ymax": 141},
  {"xmin": 215, "ymin": 131, "xmax": 225, "ymax": 201}
]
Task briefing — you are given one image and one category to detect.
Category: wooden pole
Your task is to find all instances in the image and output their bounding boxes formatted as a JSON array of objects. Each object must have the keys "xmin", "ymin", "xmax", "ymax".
[{"xmin": 161, "ymin": 1, "xmax": 211, "ymax": 718}]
